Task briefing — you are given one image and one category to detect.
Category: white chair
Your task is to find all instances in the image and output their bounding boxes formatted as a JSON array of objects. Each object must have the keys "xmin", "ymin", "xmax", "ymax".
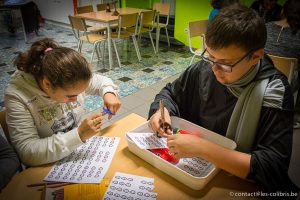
[
  {"xmin": 137, "ymin": 10, "xmax": 157, "ymax": 54},
  {"xmin": 268, "ymin": 54, "xmax": 298, "ymax": 84},
  {"xmin": 188, "ymin": 20, "xmax": 208, "ymax": 65},
  {"xmin": 268, "ymin": 54, "xmax": 298, "ymax": 105},
  {"xmin": 153, "ymin": 3, "xmax": 170, "ymax": 52},
  {"xmin": 96, "ymin": 3, "xmax": 118, "ymax": 29},
  {"xmin": 111, "ymin": 12, "xmax": 141, "ymax": 67},
  {"xmin": 76, "ymin": 5, "xmax": 106, "ymax": 33},
  {"xmin": 68, "ymin": 15, "xmax": 107, "ymax": 63}
]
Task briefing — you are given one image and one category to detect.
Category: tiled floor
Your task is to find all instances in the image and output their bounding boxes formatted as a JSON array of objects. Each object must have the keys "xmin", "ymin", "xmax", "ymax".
[
  {"xmin": 0, "ymin": 22, "xmax": 192, "ymax": 113},
  {"xmin": 0, "ymin": 22, "xmax": 192, "ymax": 133}
]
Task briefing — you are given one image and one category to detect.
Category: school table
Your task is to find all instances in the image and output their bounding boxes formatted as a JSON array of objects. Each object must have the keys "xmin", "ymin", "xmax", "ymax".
[{"xmin": 0, "ymin": 113, "xmax": 261, "ymax": 200}]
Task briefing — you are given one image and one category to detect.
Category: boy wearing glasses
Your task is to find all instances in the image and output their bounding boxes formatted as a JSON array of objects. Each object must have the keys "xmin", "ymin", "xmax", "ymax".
[{"xmin": 148, "ymin": 5, "xmax": 298, "ymax": 193}]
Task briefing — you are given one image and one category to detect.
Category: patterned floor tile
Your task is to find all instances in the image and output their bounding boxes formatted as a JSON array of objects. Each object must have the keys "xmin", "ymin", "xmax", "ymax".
[
  {"xmin": 142, "ymin": 68, "xmax": 154, "ymax": 73},
  {"xmin": 142, "ymin": 55, "xmax": 151, "ymax": 58},
  {"xmin": 7, "ymin": 71, "xmax": 15, "ymax": 75},
  {"xmin": 162, "ymin": 61, "xmax": 173, "ymax": 65},
  {"xmin": 121, "ymin": 61, "xmax": 132, "ymax": 65},
  {"xmin": 0, "ymin": 23, "xmax": 191, "ymax": 112},
  {"xmin": 118, "ymin": 77, "xmax": 132, "ymax": 82}
]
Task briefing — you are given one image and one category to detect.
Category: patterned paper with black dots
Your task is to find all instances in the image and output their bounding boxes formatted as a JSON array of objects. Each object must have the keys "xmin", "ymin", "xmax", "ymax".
[
  {"xmin": 103, "ymin": 172, "xmax": 157, "ymax": 200},
  {"xmin": 44, "ymin": 136, "xmax": 120, "ymax": 183}
]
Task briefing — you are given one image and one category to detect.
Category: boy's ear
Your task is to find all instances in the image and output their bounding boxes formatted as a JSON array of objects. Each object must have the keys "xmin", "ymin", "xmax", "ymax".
[{"xmin": 251, "ymin": 48, "xmax": 264, "ymax": 62}]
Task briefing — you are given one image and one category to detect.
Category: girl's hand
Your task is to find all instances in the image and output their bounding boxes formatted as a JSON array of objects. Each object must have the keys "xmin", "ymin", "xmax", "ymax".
[
  {"xmin": 103, "ymin": 92, "xmax": 121, "ymax": 119},
  {"xmin": 78, "ymin": 113, "xmax": 104, "ymax": 142}
]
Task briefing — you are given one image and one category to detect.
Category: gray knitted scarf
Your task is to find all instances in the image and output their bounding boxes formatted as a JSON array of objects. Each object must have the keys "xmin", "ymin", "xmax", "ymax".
[{"xmin": 224, "ymin": 61, "xmax": 282, "ymax": 152}]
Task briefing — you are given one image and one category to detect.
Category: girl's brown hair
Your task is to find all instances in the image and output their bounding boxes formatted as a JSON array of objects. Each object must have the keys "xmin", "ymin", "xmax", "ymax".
[{"xmin": 14, "ymin": 38, "xmax": 92, "ymax": 89}]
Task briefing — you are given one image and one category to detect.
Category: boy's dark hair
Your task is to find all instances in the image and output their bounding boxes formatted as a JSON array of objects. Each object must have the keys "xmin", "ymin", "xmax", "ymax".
[
  {"xmin": 211, "ymin": 0, "xmax": 223, "ymax": 9},
  {"xmin": 283, "ymin": 0, "xmax": 300, "ymax": 34},
  {"xmin": 14, "ymin": 38, "xmax": 92, "ymax": 89},
  {"xmin": 211, "ymin": 0, "xmax": 240, "ymax": 9},
  {"xmin": 206, "ymin": 4, "xmax": 266, "ymax": 52}
]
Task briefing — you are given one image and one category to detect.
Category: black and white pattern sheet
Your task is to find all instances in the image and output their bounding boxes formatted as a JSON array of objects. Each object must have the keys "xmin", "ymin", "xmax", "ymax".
[
  {"xmin": 176, "ymin": 157, "xmax": 215, "ymax": 177},
  {"xmin": 44, "ymin": 136, "xmax": 120, "ymax": 183},
  {"xmin": 127, "ymin": 132, "xmax": 167, "ymax": 149},
  {"xmin": 103, "ymin": 172, "xmax": 157, "ymax": 200}
]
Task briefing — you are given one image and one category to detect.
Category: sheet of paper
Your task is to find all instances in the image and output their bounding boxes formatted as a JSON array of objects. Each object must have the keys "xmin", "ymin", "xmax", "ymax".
[
  {"xmin": 103, "ymin": 172, "xmax": 157, "ymax": 200},
  {"xmin": 44, "ymin": 136, "xmax": 120, "ymax": 183},
  {"xmin": 176, "ymin": 157, "xmax": 215, "ymax": 177},
  {"xmin": 127, "ymin": 132, "xmax": 167, "ymax": 149}
]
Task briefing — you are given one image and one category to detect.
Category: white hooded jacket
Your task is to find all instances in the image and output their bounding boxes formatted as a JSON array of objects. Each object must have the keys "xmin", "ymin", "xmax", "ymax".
[{"xmin": 4, "ymin": 70, "xmax": 118, "ymax": 166}]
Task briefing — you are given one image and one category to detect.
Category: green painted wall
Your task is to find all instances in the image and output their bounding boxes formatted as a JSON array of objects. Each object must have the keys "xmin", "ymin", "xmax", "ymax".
[
  {"xmin": 174, "ymin": 1, "xmax": 211, "ymax": 48},
  {"xmin": 121, "ymin": 0, "xmax": 287, "ymax": 48},
  {"xmin": 174, "ymin": 0, "xmax": 286, "ymax": 48},
  {"xmin": 121, "ymin": 0, "xmax": 159, "ymax": 9},
  {"xmin": 121, "ymin": 0, "xmax": 126, "ymax": 7}
]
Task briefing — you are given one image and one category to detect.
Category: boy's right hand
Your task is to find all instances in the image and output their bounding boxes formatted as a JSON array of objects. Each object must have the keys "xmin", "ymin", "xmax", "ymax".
[
  {"xmin": 148, "ymin": 108, "xmax": 173, "ymax": 137},
  {"xmin": 78, "ymin": 113, "xmax": 104, "ymax": 142}
]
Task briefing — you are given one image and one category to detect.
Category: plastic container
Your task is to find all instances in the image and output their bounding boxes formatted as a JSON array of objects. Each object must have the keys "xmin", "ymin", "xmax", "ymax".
[{"xmin": 126, "ymin": 116, "xmax": 237, "ymax": 190}]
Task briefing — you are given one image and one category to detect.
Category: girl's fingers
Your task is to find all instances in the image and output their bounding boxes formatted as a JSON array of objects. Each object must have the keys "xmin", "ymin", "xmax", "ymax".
[{"xmin": 95, "ymin": 121, "xmax": 102, "ymax": 130}]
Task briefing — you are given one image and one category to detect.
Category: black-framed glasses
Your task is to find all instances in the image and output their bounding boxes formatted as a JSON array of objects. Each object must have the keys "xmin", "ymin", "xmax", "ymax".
[{"xmin": 200, "ymin": 48, "xmax": 253, "ymax": 72}]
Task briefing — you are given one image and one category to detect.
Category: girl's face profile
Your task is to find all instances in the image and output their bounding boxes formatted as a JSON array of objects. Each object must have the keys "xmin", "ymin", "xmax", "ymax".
[{"xmin": 47, "ymin": 80, "xmax": 90, "ymax": 103}]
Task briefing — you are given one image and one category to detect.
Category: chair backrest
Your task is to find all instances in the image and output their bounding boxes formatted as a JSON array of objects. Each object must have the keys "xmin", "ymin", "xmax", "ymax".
[
  {"xmin": 153, "ymin": 3, "xmax": 170, "ymax": 16},
  {"xmin": 117, "ymin": 13, "xmax": 139, "ymax": 35},
  {"xmin": 0, "ymin": 109, "xmax": 10, "ymax": 143},
  {"xmin": 139, "ymin": 10, "xmax": 156, "ymax": 31},
  {"xmin": 188, "ymin": 20, "xmax": 208, "ymax": 38},
  {"xmin": 76, "ymin": 5, "xmax": 93, "ymax": 14},
  {"xmin": 153, "ymin": 3, "xmax": 170, "ymax": 25},
  {"xmin": 69, "ymin": 15, "xmax": 87, "ymax": 32},
  {"xmin": 268, "ymin": 54, "xmax": 298, "ymax": 84},
  {"xmin": 188, "ymin": 20, "xmax": 208, "ymax": 53},
  {"xmin": 69, "ymin": 15, "xmax": 90, "ymax": 42},
  {"xmin": 96, "ymin": 3, "xmax": 113, "ymax": 11}
]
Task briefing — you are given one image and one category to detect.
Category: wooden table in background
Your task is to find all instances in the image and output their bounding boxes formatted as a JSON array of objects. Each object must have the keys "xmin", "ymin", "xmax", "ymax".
[
  {"xmin": 0, "ymin": 113, "xmax": 261, "ymax": 200},
  {"xmin": 75, "ymin": 7, "xmax": 149, "ymax": 70}
]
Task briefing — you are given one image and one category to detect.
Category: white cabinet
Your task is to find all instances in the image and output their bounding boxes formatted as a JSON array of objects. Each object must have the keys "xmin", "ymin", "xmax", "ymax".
[{"xmin": 33, "ymin": 0, "xmax": 74, "ymax": 24}]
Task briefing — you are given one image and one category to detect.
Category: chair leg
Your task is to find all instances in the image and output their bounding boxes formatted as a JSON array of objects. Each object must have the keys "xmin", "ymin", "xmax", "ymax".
[
  {"xmin": 78, "ymin": 40, "xmax": 83, "ymax": 53},
  {"xmin": 189, "ymin": 55, "xmax": 196, "ymax": 66},
  {"xmin": 149, "ymin": 32, "xmax": 156, "ymax": 54},
  {"xmin": 294, "ymin": 90, "xmax": 298, "ymax": 107},
  {"xmin": 112, "ymin": 40, "xmax": 121, "ymax": 68},
  {"xmin": 132, "ymin": 35, "xmax": 141, "ymax": 62},
  {"xmin": 103, "ymin": 40, "xmax": 106, "ymax": 60},
  {"xmin": 124, "ymin": 39, "xmax": 129, "ymax": 61},
  {"xmin": 165, "ymin": 26, "xmax": 170, "ymax": 48},
  {"xmin": 101, "ymin": 41, "xmax": 106, "ymax": 65},
  {"xmin": 156, "ymin": 27, "xmax": 160, "ymax": 53},
  {"xmin": 95, "ymin": 43, "xmax": 101, "ymax": 62},
  {"xmin": 80, "ymin": 41, "xmax": 84, "ymax": 52},
  {"xmin": 90, "ymin": 43, "xmax": 96, "ymax": 63},
  {"xmin": 101, "ymin": 40, "xmax": 106, "ymax": 63},
  {"xmin": 138, "ymin": 33, "xmax": 142, "ymax": 47},
  {"xmin": 77, "ymin": 40, "xmax": 80, "ymax": 52}
]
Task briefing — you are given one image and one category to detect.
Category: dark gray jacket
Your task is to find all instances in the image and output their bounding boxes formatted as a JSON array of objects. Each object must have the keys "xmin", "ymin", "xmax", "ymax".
[{"xmin": 149, "ymin": 55, "xmax": 297, "ymax": 193}]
